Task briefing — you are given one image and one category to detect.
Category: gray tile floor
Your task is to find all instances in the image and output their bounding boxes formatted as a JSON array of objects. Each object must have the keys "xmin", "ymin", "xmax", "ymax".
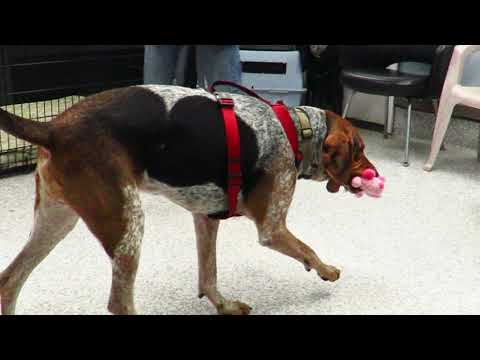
[{"xmin": 2, "ymin": 129, "xmax": 480, "ymax": 315}]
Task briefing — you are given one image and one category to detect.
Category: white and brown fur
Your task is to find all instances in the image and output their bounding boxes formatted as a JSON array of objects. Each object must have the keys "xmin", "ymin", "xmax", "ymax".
[{"xmin": 0, "ymin": 85, "xmax": 378, "ymax": 315}]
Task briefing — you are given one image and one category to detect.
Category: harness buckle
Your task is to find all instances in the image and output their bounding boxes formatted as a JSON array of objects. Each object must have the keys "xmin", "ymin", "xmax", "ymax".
[
  {"xmin": 301, "ymin": 128, "xmax": 313, "ymax": 140},
  {"xmin": 216, "ymin": 95, "xmax": 235, "ymax": 108}
]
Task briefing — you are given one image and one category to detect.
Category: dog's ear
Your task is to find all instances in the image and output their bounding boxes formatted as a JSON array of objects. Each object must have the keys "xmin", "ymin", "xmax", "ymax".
[
  {"xmin": 322, "ymin": 133, "xmax": 353, "ymax": 193},
  {"xmin": 352, "ymin": 130, "xmax": 365, "ymax": 162}
]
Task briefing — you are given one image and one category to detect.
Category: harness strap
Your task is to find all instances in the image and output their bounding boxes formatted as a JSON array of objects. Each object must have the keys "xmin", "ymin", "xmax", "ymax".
[
  {"xmin": 210, "ymin": 81, "xmax": 313, "ymax": 219},
  {"xmin": 295, "ymin": 108, "xmax": 315, "ymax": 177},
  {"xmin": 271, "ymin": 102, "xmax": 303, "ymax": 164},
  {"xmin": 216, "ymin": 95, "xmax": 242, "ymax": 218},
  {"xmin": 210, "ymin": 80, "xmax": 303, "ymax": 165}
]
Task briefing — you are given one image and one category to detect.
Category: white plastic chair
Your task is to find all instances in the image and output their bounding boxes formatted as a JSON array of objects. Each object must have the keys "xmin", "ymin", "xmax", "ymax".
[{"xmin": 424, "ymin": 45, "xmax": 480, "ymax": 171}]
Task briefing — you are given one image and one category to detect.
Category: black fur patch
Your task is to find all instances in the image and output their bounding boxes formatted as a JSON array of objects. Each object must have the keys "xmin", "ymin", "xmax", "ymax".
[{"xmin": 143, "ymin": 95, "xmax": 262, "ymax": 195}]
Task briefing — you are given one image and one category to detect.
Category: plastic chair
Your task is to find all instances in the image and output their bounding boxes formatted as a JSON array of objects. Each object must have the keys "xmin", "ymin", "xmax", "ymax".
[{"xmin": 424, "ymin": 45, "xmax": 480, "ymax": 171}]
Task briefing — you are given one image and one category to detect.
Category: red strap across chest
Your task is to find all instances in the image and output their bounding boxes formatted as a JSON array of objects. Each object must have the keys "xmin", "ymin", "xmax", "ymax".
[
  {"xmin": 217, "ymin": 97, "xmax": 242, "ymax": 219},
  {"xmin": 210, "ymin": 81, "xmax": 302, "ymax": 219},
  {"xmin": 270, "ymin": 102, "xmax": 303, "ymax": 163}
]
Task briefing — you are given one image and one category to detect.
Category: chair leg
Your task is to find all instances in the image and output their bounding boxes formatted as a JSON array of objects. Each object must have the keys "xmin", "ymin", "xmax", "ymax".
[
  {"xmin": 424, "ymin": 97, "xmax": 457, "ymax": 172},
  {"xmin": 385, "ymin": 96, "xmax": 395, "ymax": 138},
  {"xmin": 403, "ymin": 101, "xmax": 413, "ymax": 167},
  {"xmin": 477, "ymin": 128, "xmax": 480, "ymax": 162},
  {"xmin": 432, "ymin": 98, "xmax": 439, "ymax": 114},
  {"xmin": 431, "ymin": 99, "xmax": 446, "ymax": 151},
  {"xmin": 342, "ymin": 90, "xmax": 355, "ymax": 118}
]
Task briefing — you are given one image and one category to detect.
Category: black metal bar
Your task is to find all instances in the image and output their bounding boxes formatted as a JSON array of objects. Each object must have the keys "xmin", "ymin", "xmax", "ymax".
[
  {"xmin": 5, "ymin": 78, "xmax": 143, "ymax": 97},
  {"xmin": 0, "ymin": 53, "xmax": 144, "ymax": 69},
  {"xmin": 0, "ymin": 45, "xmax": 145, "ymax": 176}
]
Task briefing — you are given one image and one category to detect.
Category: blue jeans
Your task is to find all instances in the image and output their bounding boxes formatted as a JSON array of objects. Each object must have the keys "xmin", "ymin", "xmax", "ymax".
[{"xmin": 144, "ymin": 45, "xmax": 242, "ymax": 88}]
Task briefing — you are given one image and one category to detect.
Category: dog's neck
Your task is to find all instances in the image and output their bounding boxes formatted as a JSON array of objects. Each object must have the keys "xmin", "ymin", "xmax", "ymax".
[{"xmin": 289, "ymin": 107, "xmax": 328, "ymax": 180}]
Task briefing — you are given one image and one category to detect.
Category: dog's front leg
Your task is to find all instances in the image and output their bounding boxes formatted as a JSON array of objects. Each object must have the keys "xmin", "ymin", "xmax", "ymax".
[
  {"xmin": 193, "ymin": 214, "xmax": 251, "ymax": 315},
  {"xmin": 260, "ymin": 224, "xmax": 340, "ymax": 282},
  {"xmin": 245, "ymin": 168, "xmax": 340, "ymax": 283}
]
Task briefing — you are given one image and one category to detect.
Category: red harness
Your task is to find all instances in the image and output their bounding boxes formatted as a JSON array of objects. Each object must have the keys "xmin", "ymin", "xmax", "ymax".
[{"xmin": 209, "ymin": 80, "xmax": 303, "ymax": 219}]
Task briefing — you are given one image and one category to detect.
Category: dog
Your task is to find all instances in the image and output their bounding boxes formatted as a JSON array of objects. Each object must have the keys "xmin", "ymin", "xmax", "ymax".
[{"xmin": 0, "ymin": 85, "xmax": 379, "ymax": 315}]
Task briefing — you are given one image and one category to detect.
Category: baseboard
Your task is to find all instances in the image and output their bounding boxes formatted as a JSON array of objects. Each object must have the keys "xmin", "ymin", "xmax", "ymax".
[
  {"xmin": 347, "ymin": 117, "xmax": 385, "ymax": 133},
  {"xmin": 350, "ymin": 105, "xmax": 480, "ymax": 151},
  {"xmin": 0, "ymin": 164, "xmax": 36, "ymax": 179},
  {"xmin": 395, "ymin": 98, "xmax": 480, "ymax": 123}
]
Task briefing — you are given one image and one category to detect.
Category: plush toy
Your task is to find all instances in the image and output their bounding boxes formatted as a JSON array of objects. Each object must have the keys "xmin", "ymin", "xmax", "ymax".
[{"xmin": 351, "ymin": 169, "xmax": 385, "ymax": 198}]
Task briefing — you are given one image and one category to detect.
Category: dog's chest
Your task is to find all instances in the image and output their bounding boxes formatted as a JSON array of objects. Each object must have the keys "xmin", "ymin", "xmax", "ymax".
[{"xmin": 139, "ymin": 172, "xmax": 229, "ymax": 214}]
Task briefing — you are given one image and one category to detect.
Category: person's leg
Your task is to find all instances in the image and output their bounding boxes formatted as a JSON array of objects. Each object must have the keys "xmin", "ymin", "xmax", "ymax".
[
  {"xmin": 143, "ymin": 45, "xmax": 180, "ymax": 85},
  {"xmin": 175, "ymin": 46, "xmax": 193, "ymax": 86},
  {"xmin": 196, "ymin": 45, "xmax": 242, "ymax": 89},
  {"xmin": 183, "ymin": 46, "xmax": 198, "ymax": 88}
]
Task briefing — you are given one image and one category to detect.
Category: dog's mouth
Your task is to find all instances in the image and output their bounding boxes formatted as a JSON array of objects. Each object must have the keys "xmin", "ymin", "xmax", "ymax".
[
  {"xmin": 324, "ymin": 169, "xmax": 353, "ymax": 193},
  {"xmin": 344, "ymin": 184, "xmax": 362, "ymax": 194},
  {"xmin": 324, "ymin": 169, "xmax": 374, "ymax": 195}
]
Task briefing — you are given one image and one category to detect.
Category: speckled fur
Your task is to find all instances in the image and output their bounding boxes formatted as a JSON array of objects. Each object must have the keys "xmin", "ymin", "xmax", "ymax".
[
  {"xmin": 107, "ymin": 185, "xmax": 144, "ymax": 315},
  {"xmin": 140, "ymin": 172, "xmax": 229, "ymax": 214},
  {"xmin": 113, "ymin": 185, "xmax": 144, "ymax": 259},
  {"xmin": 139, "ymin": 85, "xmax": 328, "ymax": 215}
]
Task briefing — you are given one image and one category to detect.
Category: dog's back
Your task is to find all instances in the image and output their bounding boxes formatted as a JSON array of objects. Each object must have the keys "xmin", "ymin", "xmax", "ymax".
[{"xmin": 0, "ymin": 85, "xmax": 290, "ymax": 217}]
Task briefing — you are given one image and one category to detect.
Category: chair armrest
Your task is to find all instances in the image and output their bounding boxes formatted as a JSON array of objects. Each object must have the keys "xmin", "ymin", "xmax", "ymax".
[
  {"xmin": 431, "ymin": 45, "xmax": 480, "ymax": 98},
  {"xmin": 449, "ymin": 45, "xmax": 480, "ymax": 83},
  {"xmin": 454, "ymin": 45, "xmax": 480, "ymax": 59}
]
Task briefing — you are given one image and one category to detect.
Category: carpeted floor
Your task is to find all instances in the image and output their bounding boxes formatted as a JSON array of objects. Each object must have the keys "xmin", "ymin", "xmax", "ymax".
[{"xmin": 2, "ymin": 129, "xmax": 480, "ymax": 315}]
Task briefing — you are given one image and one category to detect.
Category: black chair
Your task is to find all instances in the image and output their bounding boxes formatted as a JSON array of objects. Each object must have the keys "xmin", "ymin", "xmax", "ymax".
[{"xmin": 338, "ymin": 45, "xmax": 454, "ymax": 166}]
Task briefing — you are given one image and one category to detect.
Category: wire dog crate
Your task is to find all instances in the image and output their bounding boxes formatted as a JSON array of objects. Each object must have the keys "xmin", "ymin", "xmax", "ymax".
[
  {"xmin": 0, "ymin": 96, "xmax": 84, "ymax": 175},
  {"xmin": 0, "ymin": 45, "xmax": 144, "ymax": 177}
]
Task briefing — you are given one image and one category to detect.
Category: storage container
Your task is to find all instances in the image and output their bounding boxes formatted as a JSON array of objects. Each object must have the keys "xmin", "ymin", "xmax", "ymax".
[{"xmin": 239, "ymin": 49, "xmax": 306, "ymax": 107}]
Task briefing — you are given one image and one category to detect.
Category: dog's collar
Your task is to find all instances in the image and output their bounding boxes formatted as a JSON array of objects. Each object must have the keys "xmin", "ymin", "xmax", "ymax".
[{"xmin": 292, "ymin": 107, "xmax": 327, "ymax": 180}]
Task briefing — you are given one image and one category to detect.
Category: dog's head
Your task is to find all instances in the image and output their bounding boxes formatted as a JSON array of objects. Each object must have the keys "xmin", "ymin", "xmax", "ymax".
[{"xmin": 315, "ymin": 110, "xmax": 379, "ymax": 194}]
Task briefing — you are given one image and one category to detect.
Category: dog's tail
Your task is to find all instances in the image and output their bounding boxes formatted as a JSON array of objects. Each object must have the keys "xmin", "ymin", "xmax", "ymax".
[{"xmin": 0, "ymin": 107, "xmax": 52, "ymax": 149}]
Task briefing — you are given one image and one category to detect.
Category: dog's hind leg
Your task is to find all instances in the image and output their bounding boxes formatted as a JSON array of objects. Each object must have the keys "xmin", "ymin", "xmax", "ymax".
[
  {"xmin": 194, "ymin": 214, "xmax": 251, "ymax": 315},
  {"xmin": 69, "ymin": 183, "xmax": 144, "ymax": 315},
  {"xmin": 0, "ymin": 174, "xmax": 79, "ymax": 315},
  {"xmin": 106, "ymin": 185, "xmax": 144, "ymax": 315}
]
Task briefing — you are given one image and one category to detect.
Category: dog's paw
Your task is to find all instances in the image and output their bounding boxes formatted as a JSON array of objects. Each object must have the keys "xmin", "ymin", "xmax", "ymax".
[
  {"xmin": 217, "ymin": 300, "xmax": 252, "ymax": 315},
  {"xmin": 319, "ymin": 265, "xmax": 341, "ymax": 282}
]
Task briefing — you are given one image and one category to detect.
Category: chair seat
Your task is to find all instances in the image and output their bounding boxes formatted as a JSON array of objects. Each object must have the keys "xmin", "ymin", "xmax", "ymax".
[{"xmin": 341, "ymin": 68, "xmax": 430, "ymax": 98}]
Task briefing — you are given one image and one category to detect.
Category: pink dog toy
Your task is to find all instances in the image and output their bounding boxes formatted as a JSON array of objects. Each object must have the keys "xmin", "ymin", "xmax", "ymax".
[{"xmin": 351, "ymin": 169, "xmax": 385, "ymax": 198}]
